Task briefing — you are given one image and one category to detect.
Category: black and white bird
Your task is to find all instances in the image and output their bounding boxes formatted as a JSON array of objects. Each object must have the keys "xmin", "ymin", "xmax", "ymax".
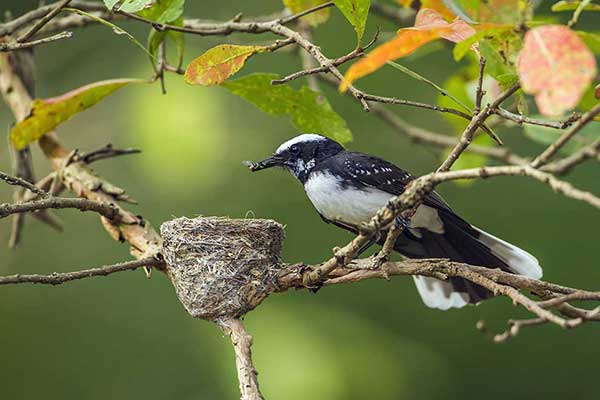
[{"xmin": 248, "ymin": 134, "xmax": 542, "ymax": 310}]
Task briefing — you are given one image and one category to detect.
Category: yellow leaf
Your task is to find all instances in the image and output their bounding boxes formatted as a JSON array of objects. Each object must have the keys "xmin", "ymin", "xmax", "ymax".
[
  {"xmin": 283, "ymin": 0, "xmax": 331, "ymax": 26},
  {"xmin": 10, "ymin": 79, "xmax": 143, "ymax": 150},
  {"xmin": 184, "ymin": 44, "xmax": 265, "ymax": 86}
]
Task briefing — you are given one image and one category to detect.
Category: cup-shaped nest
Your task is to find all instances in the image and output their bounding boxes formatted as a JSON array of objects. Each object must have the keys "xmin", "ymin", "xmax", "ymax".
[{"xmin": 160, "ymin": 216, "xmax": 285, "ymax": 320}]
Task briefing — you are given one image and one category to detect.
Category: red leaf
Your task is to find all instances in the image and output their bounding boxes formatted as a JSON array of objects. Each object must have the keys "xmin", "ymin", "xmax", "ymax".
[{"xmin": 518, "ymin": 25, "xmax": 597, "ymax": 116}]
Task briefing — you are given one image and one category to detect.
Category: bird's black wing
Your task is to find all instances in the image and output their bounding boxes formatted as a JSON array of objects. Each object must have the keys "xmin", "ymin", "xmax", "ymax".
[
  {"xmin": 334, "ymin": 152, "xmax": 453, "ymax": 213},
  {"xmin": 333, "ymin": 152, "xmax": 513, "ymax": 304}
]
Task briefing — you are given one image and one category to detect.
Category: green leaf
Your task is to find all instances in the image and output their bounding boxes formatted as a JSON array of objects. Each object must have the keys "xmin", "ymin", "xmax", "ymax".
[
  {"xmin": 103, "ymin": 0, "xmax": 120, "ymax": 9},
  {"xmin": 10, "ymin": 79, "xmax": 144, "ymax": 150},
  {"xmin": 138, "ymin": 0, "xmax": 184, "ymax": 23},
  {"xmin": 578, "ymin": 84, "xmax": 600, "ymax": 111},
  {"xmin": 168, "ymin": 27, "xmax": 185, "ymax": 68},
  {"xmin": 453, "ymin": 31, "xmax": 485, "ymax": 61},
  {"xmin": 139, "ymin": 1, "xmax": 185, "ymax": 64},
  {"xmin": 118, "ymin": 0, "xmax": 148, "ymax": 13},
  {"xmin": 495, "ymin": 73, "xmax": 519, "ymax": 89},
  {"xmin": 147, "ymin": 28, "xmax": 166, "ymax": 60},
  {"xmin": 283, "ymin": 0, "xmax": 331, "ymax": 27},
  {"xmin": 221, "ymin": 73, "xmax": 352, "ymax": 143},
  {"xmin": 185, "ymin": 45, "xmax": 265, "ymax": 86},
  {"xmin": 479, "ymin": 38, "xmax": 518, "ymax": 88},
  {"xmin": 524, "ymin": 116, "xmax": 600, "ymax": 154},
  {"xmin": 552, "ymin": 0, "xmax": 600, "ymax": 12},
  {"xmin": 577, "ymin": 31, "xmax": 600, "ymax": 53},
  {"xmin": 453, "ymin": 26, "xmax": 513, "ymax": 61},
  {"xmin": 333, "ymin": 0, "xmax": 371, "ymax": 42}
]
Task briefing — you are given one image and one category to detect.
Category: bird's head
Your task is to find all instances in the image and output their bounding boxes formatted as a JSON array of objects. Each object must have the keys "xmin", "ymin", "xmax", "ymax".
[{"xmin": 247, "ymin": 134, "xmax": 344, "ymax": 182}]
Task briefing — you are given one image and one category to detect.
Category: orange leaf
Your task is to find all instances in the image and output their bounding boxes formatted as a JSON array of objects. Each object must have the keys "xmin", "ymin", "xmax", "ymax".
[
  {"xmin": 340, "ymin": 29, "xmax": 444, "ymax": 91},
  {"xmin": 415, "ymin": 8, "xmax": 475, "ymax": 44},
  {"xmin": 340, "ymin": 8, "xmax": 475, "ymax": 92},
  {"xmin": 184, "ymin": 44, "xmax": 265, "ymax": 86},
  {"xmin": 518, "ymin": 25, "xmax": 597, "ymax": 116}
]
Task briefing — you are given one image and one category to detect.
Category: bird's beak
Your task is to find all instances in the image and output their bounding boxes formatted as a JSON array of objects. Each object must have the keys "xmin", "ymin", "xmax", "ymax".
[{"xmin": 245, "ymin": 155, "xmax": 283, "ymax": 172}]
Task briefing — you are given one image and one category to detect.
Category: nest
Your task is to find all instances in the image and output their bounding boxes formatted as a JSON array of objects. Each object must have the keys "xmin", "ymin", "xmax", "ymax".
[{"xmin": 160, "ymin": 216, "xmax": 285, "ymax": 320}]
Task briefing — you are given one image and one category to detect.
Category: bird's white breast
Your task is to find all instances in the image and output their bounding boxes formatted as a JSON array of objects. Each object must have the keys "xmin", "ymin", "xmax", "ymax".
[
  {"xmin": 304, "ymin": 171, "xmax": 445, "ymax": 233},
  {"xmin": 304, "ymin": 172, "xmax": 394, "ymax": 226}
]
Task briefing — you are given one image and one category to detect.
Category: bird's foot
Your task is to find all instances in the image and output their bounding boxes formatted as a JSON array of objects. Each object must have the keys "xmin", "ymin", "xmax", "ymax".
[
  {"xmin": 299, "ymin": 264, "xmax": 324, "ymax": 293},
  {"xmin": 370, "ymin": 250, "xmax": 390, "ymax": 270}
]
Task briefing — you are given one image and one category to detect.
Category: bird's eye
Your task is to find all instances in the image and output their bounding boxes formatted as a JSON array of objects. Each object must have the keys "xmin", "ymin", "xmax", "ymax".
[{"xmin": 290, "ymin": 145, "xmax": 300, "ymax": 155}]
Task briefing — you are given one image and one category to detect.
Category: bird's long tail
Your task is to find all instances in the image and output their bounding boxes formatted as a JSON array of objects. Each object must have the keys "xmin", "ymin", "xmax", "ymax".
[{"xmin": 394, "ymin": 208, "xmax": 542, "ymax": 310}]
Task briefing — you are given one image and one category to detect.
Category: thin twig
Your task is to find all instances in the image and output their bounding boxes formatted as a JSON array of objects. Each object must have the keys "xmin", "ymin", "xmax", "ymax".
[
  {"xmin": 437, "ymin": 83, "xmax": 520, "ymax": 172},
  {"xmin": 271, "ymin": 28, "xmax": 379, "ymax": 86},
  {"xmin": 474, "ymin": 57, "xmax": 486, "ymax": 114},
  {"xmin": 74, "ymin": 144, "xmax": 142, "ymax": 164},
  {"xmin": 0, "ymin": 196, "xmax": 121, "ymax": 220},
  {"xmin": 530, "ymin": 104, "xmax": 600, "ymax": 168},
  {"xmin": 426, "ymin": 165, "xmax": 600, "ymax": 209},
  {"xmin": 0, "ymin": 257, "xmax": 162, "ymax": 285},
  {"xmin": 0, "ymin": 31, "xmax": 72, "ymax": 52},
  {"xmin": 493, "ymin": 108, "xmax": 581, "ymax": 129},
  {"xmin": 319, "ymin": 74, "xmax": 532, "ymax": 165},
  {"xmin": 493, "ymin": 318, "xmax": 547, "ymax": 343},
  {"xmin": 543, "ymin": 137, "xmax": 600, "ymax": 174},
  {"xmin": 17, "ymin": 0, "xmax": 72, "ymax": 42},
  {"xmin": 0, "ymin": 170, "xmax": 48, "ymax": 198},
  {"xmin": 0, "ymin": 0, "xmax": 100, "ymax": 36},
  {"xmin": 278, "ymin": 1, "xmax": 334, "ymax": 25}
]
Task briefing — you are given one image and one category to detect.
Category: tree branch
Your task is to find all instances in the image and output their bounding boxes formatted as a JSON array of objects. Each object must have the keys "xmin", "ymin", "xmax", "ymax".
[
  {"xmin": 543, "ymin": 137, "xmax": 600, "ymax": 174},
  {"xmin": 0, "ymin": 170, "xmax": 48, "ymax": 198},
  {"xmin": 0, "ymin": 196, "xmax": 122, "ymax": 220},
  {"xmin": 530, "ymin": 104, "xmax": 600, "ymax": 168},
  {"xmin": 16, "ymin": 0, "xmax": 72, "ymax": 43},
  {"xmin": 217, "ymin": 318, "xmax": 264, "ymax": 400},
  {"xmin": 0, "ymin": 257, "xmax": 163, "ymax": 285},
  {"xmin": 493, "ymin": 108, "xmax": 581, "ymax": 129},
  {"xmin": 437, "ymin": 83, "xmax": 520, "ymax": 172},
  {"xmin": 0, "ymin": 31, "xmax": 73, "ymax": 52},
  {"xmin": 0, "ymin": 51, "xmax": 163, "ymax": 268}
]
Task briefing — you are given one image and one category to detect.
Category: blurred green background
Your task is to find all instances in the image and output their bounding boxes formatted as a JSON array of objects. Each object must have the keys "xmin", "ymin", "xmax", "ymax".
[{"xmin": 1, "ymin": 1, "xmax": 599, "ymax": 399}]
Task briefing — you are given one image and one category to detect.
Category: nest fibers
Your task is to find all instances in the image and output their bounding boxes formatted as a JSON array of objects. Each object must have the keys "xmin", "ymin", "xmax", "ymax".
[{"xmin": 160, "ymin": 216, "xmax": 285, "ymax": 320}]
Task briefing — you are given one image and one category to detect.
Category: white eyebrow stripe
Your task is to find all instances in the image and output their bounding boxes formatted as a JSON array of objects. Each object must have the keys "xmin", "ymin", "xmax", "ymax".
[{"xmin": 276, "ymin": 134, "xmax": 326, "ymax": 154}]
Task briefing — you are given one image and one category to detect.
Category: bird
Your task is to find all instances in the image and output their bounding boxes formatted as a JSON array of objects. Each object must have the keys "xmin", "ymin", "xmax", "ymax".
[{"xmin": 247, "ymin": 133, "xmax": 542, "ymax": 310}]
